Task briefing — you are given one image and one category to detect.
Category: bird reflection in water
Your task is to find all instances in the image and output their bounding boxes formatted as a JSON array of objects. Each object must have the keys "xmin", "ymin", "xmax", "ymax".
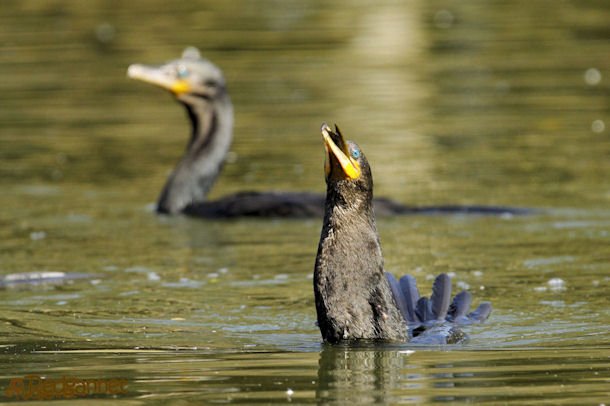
[{"xmin": 317, "ymin": 345, "xmax": 475, "ymax": 404}]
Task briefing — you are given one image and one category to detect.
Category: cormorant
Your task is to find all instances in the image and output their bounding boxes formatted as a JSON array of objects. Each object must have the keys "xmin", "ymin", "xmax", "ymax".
[
  {"xmin": 128, "ymin": 48, "xmax": 529, "ymax": 218},
  {"xmin": 314, "ymin": 123, "xmax": 491, "ymax": 344}
]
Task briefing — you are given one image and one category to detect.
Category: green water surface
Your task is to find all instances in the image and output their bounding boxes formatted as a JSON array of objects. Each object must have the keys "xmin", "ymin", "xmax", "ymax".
[{"xmin": 1, "ymin": 1, "xmax": 609, "ymax": 404}]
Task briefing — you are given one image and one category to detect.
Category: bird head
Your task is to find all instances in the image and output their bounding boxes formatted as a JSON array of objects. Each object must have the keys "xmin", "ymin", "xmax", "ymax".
[
  {"xmin": 127, "ymin": 47, "xmax": 226, "ymax": 102},
  {"xmin": 321, "ymin": 123, "xmax": 373, "ymax": 203}
]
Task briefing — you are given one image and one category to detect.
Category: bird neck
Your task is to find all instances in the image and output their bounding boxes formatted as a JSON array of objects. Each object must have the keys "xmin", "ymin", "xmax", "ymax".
[
  {"xmin": 316, "ymin": 189, "xmax": 381, "ymax": 286},
  {"xmin": 157, "ymin": 94, "xmax": 233, "ymax": 214},
  {"xmin": 313, "ymin": 185, "xmax": 406, "ymax": 342},
  {"xmin": 320, "ymin": 188, "xmax": 376, "ymax": 242}
]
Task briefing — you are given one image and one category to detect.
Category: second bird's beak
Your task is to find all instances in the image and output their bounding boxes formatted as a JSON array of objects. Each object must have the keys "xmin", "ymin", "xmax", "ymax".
[
  {"xmin": 127, "ymin": 64, "xmax": 190, "ymax": 95},
  {"xmin": 321, "ymin": 123, "xmax": 361, "ymax": 180}
]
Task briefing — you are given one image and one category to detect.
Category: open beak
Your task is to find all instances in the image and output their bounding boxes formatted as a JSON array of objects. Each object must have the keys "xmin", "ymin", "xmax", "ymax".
[
  {"xmin": 321, "ymin": 123, "xmax": 361, "ymax": 180},
  {"xmin": 127, "ymin": 64, "xmax": 190, "ymax": 95}
]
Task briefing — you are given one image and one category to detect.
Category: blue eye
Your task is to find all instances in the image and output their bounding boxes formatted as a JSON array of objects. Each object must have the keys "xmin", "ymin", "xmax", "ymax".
[
  {"xmin": 177, "ymin": 65, "xmax": 189, "ymax": 78},
  {"xmin": 351, "ymin": 148, "xmax": 360, "ymax": 159}
]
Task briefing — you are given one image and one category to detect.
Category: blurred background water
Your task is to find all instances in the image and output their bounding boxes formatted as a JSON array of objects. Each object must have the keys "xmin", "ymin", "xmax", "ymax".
[{"xmin": 0, "ymin": 0, "xmax": 609, "ymax": 404}]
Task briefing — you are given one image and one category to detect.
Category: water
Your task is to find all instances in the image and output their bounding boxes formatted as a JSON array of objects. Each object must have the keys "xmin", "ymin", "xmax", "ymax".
[{"xmin": 1, "ymin": 0, "xmax": 609, "ymax": 404}]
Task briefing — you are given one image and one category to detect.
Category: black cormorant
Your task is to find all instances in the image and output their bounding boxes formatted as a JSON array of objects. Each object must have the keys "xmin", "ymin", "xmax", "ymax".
[
  {"xmin": 314, "ymin": 123, "xmax": 491, "ymax": 344},
  {"xmin": 128, "ymin": 48, "xmax": 529, "ymax": 218}
]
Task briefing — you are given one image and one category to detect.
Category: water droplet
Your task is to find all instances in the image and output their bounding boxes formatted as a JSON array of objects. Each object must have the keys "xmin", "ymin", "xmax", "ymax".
[
  {"xmin": 434, "ymin": 9, "xmax": 455, "ymax": 29},
  {"xmin": 592, "ymin": 119, "xmax": 605, "ymax": 133},
  {"xmin": 399, "ymin": 350, "xmax": 416, "ymax": 356},
  {"xmin": 547, "ymin": 277, "xmax": 566, "ymax": 292},
  {"xmin": 30, "ymin": 231, "xmax": 47, "ymax": 241},
  {"xmin": 457, "ymin": 281, "xmax": 470, "ymax": 290},
  {"xmin": 584, "ymin": 68, "xmax": 602, "ymax": 85},
  {"xmin": 95, "ymin": 23, "xmax": 116, "ymax": 44}
]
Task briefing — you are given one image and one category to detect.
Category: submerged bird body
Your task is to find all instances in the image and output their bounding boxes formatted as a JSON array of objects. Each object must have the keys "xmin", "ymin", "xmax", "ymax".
[
  {"xmin": 314, "ymin": 124, "xmax": 491, "ymax": 344},
  {"xmin": 183, "ymin": 191, "xmax": 324, "ymax": 218},
  {"xmin": 128, "ymin": 48, "xmax": 529, "ymax": 219}
]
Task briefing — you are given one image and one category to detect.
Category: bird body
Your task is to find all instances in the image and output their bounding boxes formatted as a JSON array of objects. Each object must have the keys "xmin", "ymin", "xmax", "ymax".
[
  {"xmin": 184, "ymin": 191, "xmax": 324, "ymax": 218},
  {"xmin": 314, "ymin": 193, "xmax": 407, "ymax": 342},
  {"xmin": 314, "ymin": 124, "xmax": 491, "ymax": 344}
]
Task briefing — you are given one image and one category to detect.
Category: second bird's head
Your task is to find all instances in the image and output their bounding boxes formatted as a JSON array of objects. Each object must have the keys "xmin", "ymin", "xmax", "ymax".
[
  {"xmin": 127, "ymin": 47, "xmax": 228, "ymax": 104},
  {"xmin": 321, "ymin": 123, "xmax": 373, "ymax": 204}
]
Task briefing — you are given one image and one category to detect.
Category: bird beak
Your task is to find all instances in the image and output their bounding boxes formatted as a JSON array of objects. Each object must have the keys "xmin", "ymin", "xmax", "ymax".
[
  {"xmin": 321, "ymin": 123, "xmax": 361, "ymax": 180},
  {"xmin": 127, "ymin": 64, "xmax": 190, "ymax": 95}
]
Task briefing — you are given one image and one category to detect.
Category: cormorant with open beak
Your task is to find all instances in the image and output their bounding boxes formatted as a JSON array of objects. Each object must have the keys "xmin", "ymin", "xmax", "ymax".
[{"xmin": 314, "ymin": 123, "xmax": 492, "ymax": 344}]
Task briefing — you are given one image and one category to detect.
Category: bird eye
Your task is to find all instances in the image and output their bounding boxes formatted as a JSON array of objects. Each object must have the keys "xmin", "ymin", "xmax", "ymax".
[
  {"xmin": 351, "ymin": 148, "xmax": 360, "ymax": 159},
  {"xmin": 177, "ymin": 65, "xmax": 190, "ymax": 78}
]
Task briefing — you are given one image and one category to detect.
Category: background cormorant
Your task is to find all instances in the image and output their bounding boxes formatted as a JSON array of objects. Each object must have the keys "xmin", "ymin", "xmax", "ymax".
[
  {"xmin": 314, "ymin": 123, "xmax": 491, "ymax": 344},
  {"xmin": 128, "ymin": 48, "xmax": 529, "ymax": 218}
]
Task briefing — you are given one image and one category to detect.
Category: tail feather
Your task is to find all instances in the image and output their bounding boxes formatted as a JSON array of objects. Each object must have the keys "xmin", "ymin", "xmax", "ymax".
[
  {"xmin": 467, "ymin": 302, "xmax": 492, "ymax": 322},
  {"xmin": 447, "ymin": 290, "xmax": 472, "ymax": 321},
  {"xmin": 415, "ymin": 296, "xmax": 435, "ymax": 322},
  {"xmin": 399, "ymin": 275, "xmax": 420, "ymax": 323},
  {"xmin": 430, "ymin": 273, "xmax": 452, "ymax": 320},
  {"xmin": 388, "ymin": 272, "xmax": 492, "ymax": 342},
  {"xmin": 385, "ymin": 272, "xmax": 410, "ymax": 324}
]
